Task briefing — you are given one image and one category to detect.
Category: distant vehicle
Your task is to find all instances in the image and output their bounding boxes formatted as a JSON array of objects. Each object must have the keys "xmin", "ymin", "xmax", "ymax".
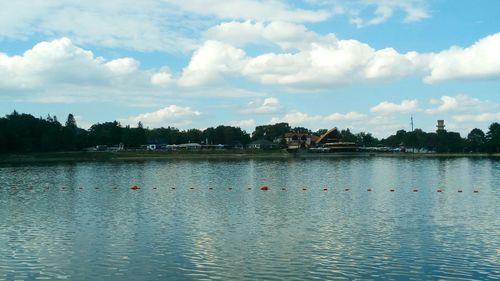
[{"xmin": 95, "ymin": 145, "xmax": 108, "ymax": 151}]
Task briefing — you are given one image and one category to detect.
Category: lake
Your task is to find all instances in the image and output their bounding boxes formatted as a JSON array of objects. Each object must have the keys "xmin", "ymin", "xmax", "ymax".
[{"xmin": 0, "ymin": 157, "xmax": 499, "ymax": 280}]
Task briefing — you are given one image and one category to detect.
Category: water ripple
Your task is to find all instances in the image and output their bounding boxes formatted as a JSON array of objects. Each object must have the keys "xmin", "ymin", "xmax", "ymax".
[{"xmin": 0, "ymin": 158, "xmax": 498, "ymax": 280}]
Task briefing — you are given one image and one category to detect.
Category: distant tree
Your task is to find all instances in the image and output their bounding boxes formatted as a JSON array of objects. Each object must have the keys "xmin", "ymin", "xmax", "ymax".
[
  {"xmin": 121, "ymin": 122, "xmax": 147, "ymax": 148},
  {"xmin": 252, "ymin": 122, "xmax": 291, "ymax": 141},
  {"xmin": 466, "ymin": 128, "xmax": 486, "ymax": 152},
  {"xmin": 381, "ymin": 130, "xmax": 406, "ymax": 147},
  {"xmin": 291, "ymin": 127, "xmax": 311, "ymax": 134},
  {"xmin": 314, "ymin": 129, "xmax": 328, "ymax": 136},
  {"xmin": 403, "ymin": 129, "xmax": 429, "ymax": 150},
  {"xmin": 185, "ymin": 128, "xmax": 203, "ymax": 143},
  {"xmin": 147, "ymin": 127, "xmax": 182, "ymax": 144},
  {"xmin": 65, "ymin": 114, "xmax": 77, "ymax": 128},
  {"xmin": 434, "ymin": 130, "xmax": 465, "ymax": 153},
  {"xmin": 62, "ymin": 114, "xmax": 78, "ymax": 150},
  {"xmin": 88, "ymin": 121, "xmax": 122, "ymax": 146},
  {"xmin": 0, "ymin": 111, "xmax": 62, "ymax": 152},
  {"xmin": 201, "ymin": 127, "xmax": 215, "ymax": 144},
  {"xmin": 486, "ymin": 122, "xmax": 500, "ymax": 153},
  {"xmin": 340, "ymin": 128, "xmax": 356, "ymax": 143},
  {"xmin": 206, "ymin": 125, "xmax": 251, "ymax": 145},
  {"xmin": 355, "ymin": 132, "xmax": 378, "ymax": 147}
]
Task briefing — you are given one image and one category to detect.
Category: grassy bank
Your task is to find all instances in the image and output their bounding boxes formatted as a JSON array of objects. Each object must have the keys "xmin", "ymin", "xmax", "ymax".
[{"xmin": 1, "ymin": 150, "xmax": 499, "ymax": 164}]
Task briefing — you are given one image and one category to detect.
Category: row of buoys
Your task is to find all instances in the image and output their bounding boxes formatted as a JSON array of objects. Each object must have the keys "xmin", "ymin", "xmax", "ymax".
[{"xmin": 2, "ymin": 185, "xmax": 481, "ymax": 193}]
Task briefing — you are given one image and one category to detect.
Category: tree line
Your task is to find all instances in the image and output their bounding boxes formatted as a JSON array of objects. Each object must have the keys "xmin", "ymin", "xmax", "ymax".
[{"xmin": 0, "ymin": 110, "xmax": 499, "ymax": 153}]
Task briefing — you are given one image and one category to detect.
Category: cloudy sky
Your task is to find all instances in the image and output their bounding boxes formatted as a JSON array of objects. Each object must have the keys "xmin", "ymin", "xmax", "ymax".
[{"xmin": 1, "ymin": 0, "xmax": 499, "ymax": 137}]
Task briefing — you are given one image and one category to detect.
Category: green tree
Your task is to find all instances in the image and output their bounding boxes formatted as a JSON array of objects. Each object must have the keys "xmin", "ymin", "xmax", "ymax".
[
  {"xmin": 314, "ymin": 129, "xmax": 328, "ymax": 136},
  {"xmin": 252, "ymin": 122, "xmax": 291, "ymax": 141},
  {"xmin": 291, "ymin": 127, "xmax": 312, "ymax": 134},
  {"xmin": 122, "ymin": 123, "xmax": 147, "ymax": 148},
  {"xmin": 486, "ymin": 122, "xmax": 500, "ymax": 153},
  {"xmin": 355, "ymin": 132, "xmax": 378, "ymax": 147},
  {"xmin": 62, "ymin": 114, "xmax": 78, "ymax": 150},
  {"xmin": 340, "ymin": 129, "xmax": 357, "ymax": 143},
  {"xmin": 88, "ymin": 121, "xmax": 122, "ymax": 146},
  {"xmin": 466, "ymin": 128, "xmax": 486, "ymax": 152}
]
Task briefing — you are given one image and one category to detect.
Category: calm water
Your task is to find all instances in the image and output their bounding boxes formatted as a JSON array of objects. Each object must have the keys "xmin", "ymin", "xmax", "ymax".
[{"xmin": 0, "ymin": 157, "xmax": 499, "ymax": 280}]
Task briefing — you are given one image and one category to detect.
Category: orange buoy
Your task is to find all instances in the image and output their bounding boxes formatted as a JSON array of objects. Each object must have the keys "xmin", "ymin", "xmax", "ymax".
[
  {"xmin": 228, "ymin": 187, "xmax": 233, "ymax": 191},
  {"xmin": 390, "ymin": 189, "xmax": 395, "ymax": 192},
  {"xmin": 324, "ymin": 188, "xmax": 328, "ymax": 191},
  {"xmin": 190, "ymin": 187, "xmax": 194, "ymax": 190},
  {"xmin": 367, "ymin": 188, "xmax": 372, "ymax": 192},
  {"xmin": 281, "ymin": 187, "xmax": 287, "ymax": 191},
  {"xmin": 247, "ymin": 187, "xmax": 252, "ymax": 190},
  {"xmin": 345, "ymin": 188, "xmax": 350, "ymax": 191},
  {"xmin": 458, "ymin": 190, "xmax": 462, "ymax": 193},
  {"xmin": 473, "ymin": 190, "xmax": 479, "ymax": 193},
  {"xmin": 172, "ymin": 187, "xmax": 176, "ymax": 190},
  {"xmin": 437, "ymin": 189, "xmax": 442, "ymax": 192},
  {"xmin": 209, "ymin": 187, "xmax": 213, "ymax": 190},
  {"xmin": 302, "ymin": 188, "xmax": 307, "ymax": 191},
  {"xmin": 131, "ymin": 185, "xmax": 140, "ymax": 190},
  {"xmin": 413, "ymin": 189, "xmax": 418, "ymax": 192},
  {"xmin": 153, "ymin": 187, "xmax": 157, "ymax": 190},
  {"xmin": 260, "ymin": 186, "xmax": 269, "ymax": 191}
]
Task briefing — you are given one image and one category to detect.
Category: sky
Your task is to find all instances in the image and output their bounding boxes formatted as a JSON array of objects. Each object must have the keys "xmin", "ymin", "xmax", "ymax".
[{"xmin": 0, "ymin": 0, "xmax": 499, "ymax": 137}]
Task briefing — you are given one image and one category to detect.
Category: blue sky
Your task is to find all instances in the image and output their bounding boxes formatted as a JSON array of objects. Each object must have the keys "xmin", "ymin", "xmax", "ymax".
[{"xmin": 1, "ymin": 0, "xmax": 499, "ymax": 137}]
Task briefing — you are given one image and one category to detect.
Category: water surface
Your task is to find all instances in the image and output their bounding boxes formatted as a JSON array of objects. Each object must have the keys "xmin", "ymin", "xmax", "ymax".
[{"xmin": 0, "ymin": 157, "xmax": 499, "ymax": 280}]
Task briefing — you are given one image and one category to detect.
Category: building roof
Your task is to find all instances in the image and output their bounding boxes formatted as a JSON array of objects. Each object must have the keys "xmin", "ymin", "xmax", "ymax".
[{"xmin": 316, "ymin": 127, "xmax": 341, "ymax": 144}]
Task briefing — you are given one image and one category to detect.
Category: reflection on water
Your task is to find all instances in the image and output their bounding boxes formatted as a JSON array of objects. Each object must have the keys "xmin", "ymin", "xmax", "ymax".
[{"xmin": 0, "ymin": 157, "xmax": 499, "ymax": 280}]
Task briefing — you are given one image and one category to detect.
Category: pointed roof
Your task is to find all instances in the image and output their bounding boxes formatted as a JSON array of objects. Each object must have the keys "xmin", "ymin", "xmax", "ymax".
[{"xmin": 315, "ymin": 127, "xmax": 341, "ymax": 144}]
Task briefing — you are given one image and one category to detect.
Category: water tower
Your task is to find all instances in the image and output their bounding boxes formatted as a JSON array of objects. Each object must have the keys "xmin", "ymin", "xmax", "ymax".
[{"xmin": 436, "ymin": 120, "xmax": 445, "ymax": 131}]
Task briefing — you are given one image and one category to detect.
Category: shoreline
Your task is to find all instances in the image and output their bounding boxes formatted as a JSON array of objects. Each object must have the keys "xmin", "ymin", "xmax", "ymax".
[{"xmin": 1, "ymin": 150, "xmax": 500, "ymax": 164}]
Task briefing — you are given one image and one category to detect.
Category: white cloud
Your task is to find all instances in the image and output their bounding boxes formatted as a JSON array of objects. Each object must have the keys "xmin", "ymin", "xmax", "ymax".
[
  {"xmin": 0, "ymin": 1, "xmax": 198, "ymax": 52},
  {"xmin": 120, "ymin": 105, "xmax": 202, "ymax": 128},
  {"xmin": 240, "ymin": 36, "xmax": 422, "ymax": 89},
  {"xmin": 309, "ymin": 0, "xmax": 429, "ymax": 27},
  {"xmin": 178, "ymin": 40, "xmax": 247, "ymax": 87},
  {"xmin": 270, "ymin": 111, "xmax": 323, "ymax": 126},
  {"xmin": 186, "ymin": 31, "xmax": 500, "ymax": 90},
  {"xmin": 370, "ymin": 99, "xmax": 419, "ymax": 114},
  {"xmin": 0, "ymin": 37, "xmax": 165, "ymax": 104},
  {"xmin": 167, "ymin": 0, "xmax": 330, "ymax": 23},
  {"xmin": 365, "ymin": 48, "xmax": 422, "ymax": 79},
  {"xmin": 206, "ymin": 21, "xmax": 319, "ymax": 50},
  {"xmin": 0, "ymin": 37, "xmax": 270, "ymax": 104},
  {"xmin": 105, "ymin": 58, "xmax": 140, "ymax": 75},
  {"xmin": 452, "ymin": 113, "xmax": 500, "ymax": 123},
  {"xmin": 0, "ymin": 0, "xmax": 330, "ymax": 52},
  {"xmin": 241, "ymin": 97, "xmax": 282, "ymax": 114},
  {"xmin": 73, "ymin": 115, "xmax": 93, "ymax": 130},
  {"xmin": 229, "ymin": 119, "xmax": 257, "ymax": 130},
  {"xmin": 425, "ymin": 95, "xmax": 496, "ymax": 114},
  {"xmin": 151, "ymin": 71, "xmax": 174, "ymax": 87},
  {"xmin": 355, "ymin": 0, "xmax": 429, "ymax": 27},
  {"xmin": 325, "ymin": 112, "xmax": 366, "ymax": 121},
  {"xmin": 424, "ymin": 33, "xmax": 500, "ymax": 83},
  {"xmin": 0, "ymin": 37, "xmax": 103, "ymax": 89}
]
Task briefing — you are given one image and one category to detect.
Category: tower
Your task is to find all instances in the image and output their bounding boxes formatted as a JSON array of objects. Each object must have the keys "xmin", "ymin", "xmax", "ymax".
[{"xmin": 436, "ymin": 120, "xmax": 445, "ymax": 131}]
